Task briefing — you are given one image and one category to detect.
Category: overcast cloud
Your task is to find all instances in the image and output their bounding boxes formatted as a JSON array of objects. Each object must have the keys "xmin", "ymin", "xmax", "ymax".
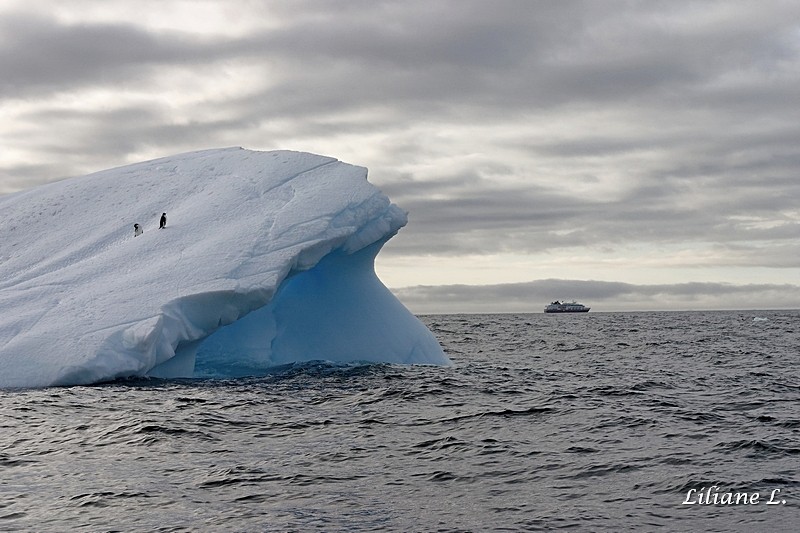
[{"xmin": 1, "ymin": 0, "xmax": 798, "ymax": 312}]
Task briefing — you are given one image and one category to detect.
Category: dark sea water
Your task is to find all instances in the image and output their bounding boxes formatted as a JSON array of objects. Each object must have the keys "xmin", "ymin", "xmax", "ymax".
[{"xmin": 1, "ymin": 310, "xmax": 799, "ymax": 532}]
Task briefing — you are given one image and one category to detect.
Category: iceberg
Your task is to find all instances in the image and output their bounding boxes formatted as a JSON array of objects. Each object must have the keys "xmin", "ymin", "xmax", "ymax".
[{"xmin": 0, "ymin": 147, "xmax": 449, "ymax": 388}]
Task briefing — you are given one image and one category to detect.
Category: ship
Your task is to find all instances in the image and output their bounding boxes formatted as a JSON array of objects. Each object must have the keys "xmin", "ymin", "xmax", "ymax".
[{"xmin": 544, "ymin": 300, "xmax": 590, "ymax": 313}]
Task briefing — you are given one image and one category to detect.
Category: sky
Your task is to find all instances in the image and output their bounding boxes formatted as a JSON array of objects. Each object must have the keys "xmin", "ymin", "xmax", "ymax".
[{"xmin": 1, "ymin": 0, "xmax": 798, "ymax": 313}]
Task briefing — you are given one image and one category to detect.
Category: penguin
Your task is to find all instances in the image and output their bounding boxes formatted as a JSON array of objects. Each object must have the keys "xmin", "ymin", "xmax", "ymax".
[
  {"xmin": 134, "ymin": 223, "xmax": 143, "ymax": 237},
  {"xmin": 159, "ymin": 212, "xmax": 167, "ymax": 229}
]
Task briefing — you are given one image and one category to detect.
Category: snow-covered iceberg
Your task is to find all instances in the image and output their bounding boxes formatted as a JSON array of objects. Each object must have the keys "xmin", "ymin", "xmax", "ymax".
[{"xmin": 0, "ymin": 147, "xmax": 448, "ymax": 388}]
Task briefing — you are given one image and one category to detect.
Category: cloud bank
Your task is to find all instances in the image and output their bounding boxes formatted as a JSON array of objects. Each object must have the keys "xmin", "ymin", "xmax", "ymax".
[{"xmin": 394, "ymin": 279, "xmax": 800, "ymax": 314}]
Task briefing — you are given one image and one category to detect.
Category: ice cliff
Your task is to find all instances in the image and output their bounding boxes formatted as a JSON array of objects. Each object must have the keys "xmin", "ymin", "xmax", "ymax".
[{"xmin": 0, "ymin": 148, "xmax": 449, "ymax": 388}]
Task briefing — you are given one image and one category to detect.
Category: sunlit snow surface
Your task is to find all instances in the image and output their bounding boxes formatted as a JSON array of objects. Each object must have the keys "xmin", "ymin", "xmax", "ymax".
[{"xmin": 0, "ymin": 148, "xmax": 448, "ymax": 388}]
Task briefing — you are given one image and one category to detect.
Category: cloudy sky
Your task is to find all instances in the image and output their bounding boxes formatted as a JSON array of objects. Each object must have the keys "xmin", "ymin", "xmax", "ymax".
[{"xmin": 1, "ymin": 0, "xmax": 798, "ymax": 312}]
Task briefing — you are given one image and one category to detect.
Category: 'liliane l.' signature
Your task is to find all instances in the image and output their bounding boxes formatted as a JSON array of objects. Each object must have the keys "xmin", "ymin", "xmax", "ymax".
[{"xmin": 682, "ymin": 486, "xmax": 786, "ymax": 506}]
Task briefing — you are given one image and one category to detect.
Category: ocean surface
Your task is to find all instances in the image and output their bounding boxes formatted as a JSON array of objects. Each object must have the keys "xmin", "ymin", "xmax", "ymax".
[{"xmin": 1, "ymin": 310, "xmax": 798, "ymax": 532}]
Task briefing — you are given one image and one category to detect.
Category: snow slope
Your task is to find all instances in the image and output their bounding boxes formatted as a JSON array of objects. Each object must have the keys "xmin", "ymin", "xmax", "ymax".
[{"xmin": 0, "ymin": 147, "xmax": 448, "ymax": 388}]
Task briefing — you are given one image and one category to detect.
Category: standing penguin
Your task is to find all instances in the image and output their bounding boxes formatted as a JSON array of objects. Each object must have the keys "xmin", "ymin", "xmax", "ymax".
[
  {"xmin": 159, "ymin": 213, "xmax": 167, "ymax": 229},
  {"xmin": 134, "ymin": 223, "xmax": 143, "ymax": 237}
]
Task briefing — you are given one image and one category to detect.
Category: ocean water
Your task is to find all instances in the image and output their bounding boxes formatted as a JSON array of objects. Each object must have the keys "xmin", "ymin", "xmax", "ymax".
[{"xmin": 1, "ymin": 310, "xmax": 798, "ymax": 532}]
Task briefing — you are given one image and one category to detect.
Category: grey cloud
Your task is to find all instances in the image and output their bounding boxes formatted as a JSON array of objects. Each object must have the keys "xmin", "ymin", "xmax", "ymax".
[
  {"xmin": 380, "ymin": 172, "xmax": 800, "ymax": 261},
  {"xmin": 5, "ymin": 1, "xmax": 799, "ymax": 113},
  {"xmin": 7, "ymin": 1, "xmax": 794, "ymax": 143},
  {"xmin": 0, "ymin": 12, "xmax": 229, "ymax": 96},
  {"xmin": 251, "ymin": 1, "xmax": 553, "ymax": 70}
]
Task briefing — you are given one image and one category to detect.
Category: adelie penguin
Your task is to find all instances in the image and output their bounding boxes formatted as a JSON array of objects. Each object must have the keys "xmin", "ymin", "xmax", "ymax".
[
  {"xmin": 134, "ymin": 223, "xmax": 143, "ymax": 237},
  {"xmin": 159, "ymin": 213, "xmax": 167, "ymax": 229}
]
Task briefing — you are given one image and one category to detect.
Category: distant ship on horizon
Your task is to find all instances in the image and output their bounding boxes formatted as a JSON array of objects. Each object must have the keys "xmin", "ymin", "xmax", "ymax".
[{"xmin": 544, "ymin": 300, "xmax": 590, "ymax": 313}]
